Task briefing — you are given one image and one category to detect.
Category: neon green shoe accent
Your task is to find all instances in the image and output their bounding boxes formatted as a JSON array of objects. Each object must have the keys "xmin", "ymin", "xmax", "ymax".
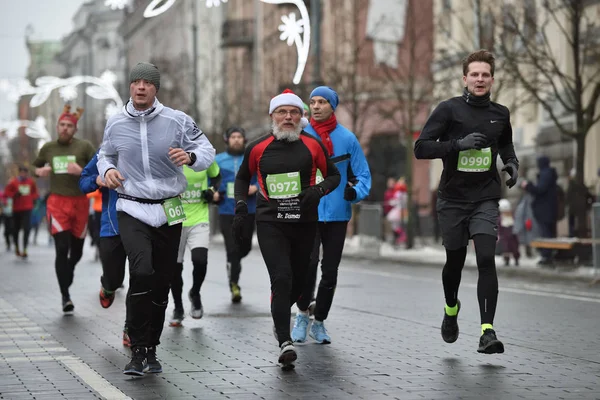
[
  {"xmin": 444, "ymin": 304, "xmax": 458, "ymax": 317},
  {"xmin": 481, "ymin": 323, "xmax": 493, "ymax": 335}
]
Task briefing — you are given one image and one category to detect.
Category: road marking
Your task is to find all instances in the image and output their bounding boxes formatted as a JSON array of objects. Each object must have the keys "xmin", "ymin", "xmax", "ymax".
[
  {"xmin": 60, "ymin": 357, "xmax": 132, "ymax": 400},
  {"xmin": 0, "ymin": 299, "xmax": 132, "ymax": 400},
  {"xmin": 0, "ymin": 347, "xmax": 69, "ymax": 354},
  {"xmin": 346, "ymin": 266, "xmax": 600, "ymax": 304}
]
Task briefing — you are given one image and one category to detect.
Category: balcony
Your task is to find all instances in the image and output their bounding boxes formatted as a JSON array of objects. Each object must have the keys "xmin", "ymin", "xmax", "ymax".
[{"xmin": 221, "ymin": 19, "xmax": 254, "ymax": 48}]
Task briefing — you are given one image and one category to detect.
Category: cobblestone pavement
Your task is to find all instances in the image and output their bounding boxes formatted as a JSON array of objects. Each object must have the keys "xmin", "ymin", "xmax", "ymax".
[{"xmin": 1, "ymin": 232, "xmax": 600, "ymax": 399}]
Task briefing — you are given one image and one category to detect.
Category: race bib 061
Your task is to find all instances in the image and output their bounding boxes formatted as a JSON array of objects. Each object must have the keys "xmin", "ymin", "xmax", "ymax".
[{"xmin": 162, "ymin": 197, "xmax": 187, "ymax": 225}]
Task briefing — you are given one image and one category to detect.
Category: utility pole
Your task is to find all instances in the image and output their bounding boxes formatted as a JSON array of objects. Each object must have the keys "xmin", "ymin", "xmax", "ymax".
[{"xmin": 191, "ymin": 0, "xmax": 199, "ymax": 122}]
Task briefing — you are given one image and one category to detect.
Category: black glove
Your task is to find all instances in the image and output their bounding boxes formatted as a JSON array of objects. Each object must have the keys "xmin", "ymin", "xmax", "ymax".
[
  {"xmin": 502, "ymin": 162, "xmax": 519, "ymax": 188},
  {"xmin": 456, "ymin": 132, "xmax": 487, "ymax": 151},
  {"xmin": 232, "ymin": 201, "xmax": 249, "ymax": 248},
  {"xmin": 299, "ymin": 186, "xmax": 324, "ymax": 212},
  {"xmin": 344, "ymin": 184, "xmax": 357, "ymax": 201},
  {"xmin": 201, "ymin": 187, "xmax": 216, "ymax": 203}
]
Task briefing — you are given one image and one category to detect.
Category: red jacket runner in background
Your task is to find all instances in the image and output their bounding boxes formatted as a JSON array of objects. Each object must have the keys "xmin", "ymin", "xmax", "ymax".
[{"xmin": 4, "ymin": 177, "xmax": 39, "ymax": 212}]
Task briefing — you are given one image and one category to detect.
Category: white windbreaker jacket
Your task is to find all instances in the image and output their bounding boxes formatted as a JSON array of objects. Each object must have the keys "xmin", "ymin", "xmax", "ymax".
[{"xmin": 97, "ymin": 99, "xmax": 215, "ymax": 227}]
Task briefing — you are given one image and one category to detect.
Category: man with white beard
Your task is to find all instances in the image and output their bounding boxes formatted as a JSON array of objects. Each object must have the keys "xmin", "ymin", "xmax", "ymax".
[{"xmin": 232, "ymin": 89, "xmax": 341, "ymax": 370}]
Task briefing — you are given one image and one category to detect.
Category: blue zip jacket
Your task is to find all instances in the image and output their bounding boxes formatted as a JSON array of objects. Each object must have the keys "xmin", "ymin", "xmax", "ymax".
[
  {"xmin": 305, "ymin": 123, "xmax": 371, "ymax": 222},
  {"xmin": 79, "ymin": 151, "xmax": 119, "ymax": 237},
  {"xmin": 215, "ymin": 151, "xmax": 258, "ymax": 215}
]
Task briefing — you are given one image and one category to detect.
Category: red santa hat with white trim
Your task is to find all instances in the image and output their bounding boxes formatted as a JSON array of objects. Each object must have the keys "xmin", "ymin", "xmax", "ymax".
[{"xmin": 269, "ymin": 88, "xmax": 309, "ymax": 128}]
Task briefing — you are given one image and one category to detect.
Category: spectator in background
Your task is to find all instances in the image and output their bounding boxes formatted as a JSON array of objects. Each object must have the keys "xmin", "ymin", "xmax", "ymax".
[
  {"xmin": 521, "ymin": 155, "xmax": 558, "ymax": 265},
  {"xmin": 387, "ymin": 179, "xmax": 407, "ymax": 245},
  {"xmin": 497, "ymin": 199, "xmax": 519, "ymax": 266},
  {"xmin": 382, "ymin": 177, "xmax": 397, "ymax": 243},
  {"xmin": 513, "ymin": 188, "xmax": 538, "ymax": 259},
  {"xmin": 4, "ymin": 165, "xmax": 39, "ymax": 258},
  {"xmin": 0, "ymin": 186, "xmax": 13, "ymax": 251},
  {"xmin": 566, "ymin": 168, "xmax": 593, "ymax": 237},
  {"xmin": 383, "ymin": 177, "xmax": 396, "ymax": 216}
]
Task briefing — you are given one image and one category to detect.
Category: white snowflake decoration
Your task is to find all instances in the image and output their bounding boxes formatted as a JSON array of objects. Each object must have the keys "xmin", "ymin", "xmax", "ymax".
[
  {"xmin": 104, "ymin": 0, "xmax": 131, "ymax": 10},
  {"xmin": 279, "ymin": 12, "xmax": 304, "ymax": 46},
  {"xmin": 59, "ymin": 86, "xmax": 78, "ymax": 101},
  {"xmin": 206, "ymin": 0, "xmax": 227, "ymax": 7}
]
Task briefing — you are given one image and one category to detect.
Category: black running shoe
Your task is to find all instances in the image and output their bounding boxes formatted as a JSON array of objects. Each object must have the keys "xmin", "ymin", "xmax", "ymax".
[
  {"xmin": 146, "ymin": 346, "xmax": 162, "ymax": 373},
  {"xmin": 278, "ymin": 341, "xmax": 297, "ymax": 370},
  {"xmin": 188, "ymin": 290, "xmax": 203, "ymax": 319},
  {"xmin": 169, "ymin": 308, "xmax": 184, "ymax": 327},
  {"xmin": 62, "ymin": 296, "xmax": 74, "ymax": 313},
  {"xmin": 123, "ymin": 347, "xmax": 147, "ymax": 376},
  {"xmin": 477, "ymin": 329, "xmax": 505, "ymax": 354},
  {"xmin": 441, "ymin": 299, "xmax": 460, "ymax": 343}
]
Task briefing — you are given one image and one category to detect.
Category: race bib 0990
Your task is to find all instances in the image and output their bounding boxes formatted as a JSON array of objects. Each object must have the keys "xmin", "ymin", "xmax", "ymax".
[{"xmin": 457, "ymin": 147, "xmax": 492, "ymax": 172}]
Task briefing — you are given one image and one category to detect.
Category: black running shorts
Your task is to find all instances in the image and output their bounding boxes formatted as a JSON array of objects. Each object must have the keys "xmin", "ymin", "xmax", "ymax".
[{"xmin": 436, "ymin": 198, "xmax": 499, "ymax": 250}]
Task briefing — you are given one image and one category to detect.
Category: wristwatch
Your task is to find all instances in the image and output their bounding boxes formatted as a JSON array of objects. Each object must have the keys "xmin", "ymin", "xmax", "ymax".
[{"xmin": 186, "ymin": 152, "xmax": 197, "ymax": 165}]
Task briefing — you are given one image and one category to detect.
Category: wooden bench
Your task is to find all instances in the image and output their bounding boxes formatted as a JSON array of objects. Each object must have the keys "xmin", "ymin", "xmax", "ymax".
[{"xmin": 530, "ymin": 237, "xmax": 600, "ymax": 265}]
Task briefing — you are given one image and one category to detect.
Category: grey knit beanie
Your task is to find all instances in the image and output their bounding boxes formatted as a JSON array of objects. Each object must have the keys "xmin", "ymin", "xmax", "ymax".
[{"xmin": 129, "ymin": 62, "xmax": 160, "ymax": 91}]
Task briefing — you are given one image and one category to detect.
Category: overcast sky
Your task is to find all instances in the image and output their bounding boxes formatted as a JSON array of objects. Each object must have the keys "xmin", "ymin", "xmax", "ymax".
[{"xmin": 0, "ymin": 0, "xmax": 87, "ymax": 120}]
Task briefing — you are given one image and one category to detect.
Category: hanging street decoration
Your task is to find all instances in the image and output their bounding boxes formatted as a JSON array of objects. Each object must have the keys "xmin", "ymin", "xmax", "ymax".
[
  {"xmin": 0, "ymin": 70, "xmax": 123, "ymax": 120},
  {"xmin": 0, "ymin": 116, "xmax": 50, "ymax": 141},
  {"xmin": 105, "ymin": 0, "xmax": 310, "ymax": 84}
]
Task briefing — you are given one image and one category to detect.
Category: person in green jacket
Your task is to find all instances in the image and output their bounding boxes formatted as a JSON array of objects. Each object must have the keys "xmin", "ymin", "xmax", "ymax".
[{"xmin": 169, "ymin": 161, "xmax": 221, "ymax": 326}]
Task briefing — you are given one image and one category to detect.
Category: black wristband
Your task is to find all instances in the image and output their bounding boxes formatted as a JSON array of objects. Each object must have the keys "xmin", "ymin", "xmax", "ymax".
[{"xmin": 186, "ymin": 152, "xmax": 197, "ymax": 165}]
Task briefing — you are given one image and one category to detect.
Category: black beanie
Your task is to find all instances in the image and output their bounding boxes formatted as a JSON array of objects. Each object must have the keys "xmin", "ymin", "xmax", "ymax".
[{"xmin": 223, "ymin": 126, "xmax": 246, "ymax": 143}]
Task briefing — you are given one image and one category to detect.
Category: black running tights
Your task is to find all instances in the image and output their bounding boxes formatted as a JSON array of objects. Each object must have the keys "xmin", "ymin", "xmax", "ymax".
[
  {"xmin": 171, "ymin": 247, "xmax": 208, "ymax": 310},
  {"xmin": 442, "ymin": 234, "xmax": 498, "ymax": 325},
  {"xmin": 54, "ymin": 231, "xmax": 85, "ymax": 298}
]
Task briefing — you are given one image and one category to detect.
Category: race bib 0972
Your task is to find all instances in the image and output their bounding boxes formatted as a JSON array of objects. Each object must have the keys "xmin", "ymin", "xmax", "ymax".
[{"xmin": 266, "ymin": 172, "xmax": 301, "ymax": 199}]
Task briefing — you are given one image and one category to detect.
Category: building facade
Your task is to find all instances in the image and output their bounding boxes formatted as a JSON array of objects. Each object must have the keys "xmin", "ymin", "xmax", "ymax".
[
  {"xmin": 119, "ymin": 0, "xmax": 224, "ymax": 144},
  {"xmin": 57, "ymin": 0, "xmax": 126, "ymax": 147}
]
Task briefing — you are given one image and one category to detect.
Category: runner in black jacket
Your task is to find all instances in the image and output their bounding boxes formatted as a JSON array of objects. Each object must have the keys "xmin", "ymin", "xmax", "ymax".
[
  {"xmin": 414, "ymin": 50, "xmax": 519, "ymax": 355},
  {"xmin": 233, "ymin": 89, "xmax": 340, "ymax": 369}
]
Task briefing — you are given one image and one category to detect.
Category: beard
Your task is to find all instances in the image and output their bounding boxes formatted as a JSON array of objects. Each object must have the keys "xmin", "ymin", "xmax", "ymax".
[
  {"xmin": 57, "ymin": 135, "xmax": 73, "ymax": 145},
  {"xmin": 228, "ymin": 143, "xmax": 245, "ymax": 155},
  {"xmin": 271, "ymin": 121, "xmax": 302, "ymax": 142}
]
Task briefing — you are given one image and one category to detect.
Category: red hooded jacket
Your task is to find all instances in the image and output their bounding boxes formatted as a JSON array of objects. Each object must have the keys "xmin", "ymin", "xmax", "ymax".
[{"xmin": 4, "ymin": 177, "xmax": 38, "ymax": 212}]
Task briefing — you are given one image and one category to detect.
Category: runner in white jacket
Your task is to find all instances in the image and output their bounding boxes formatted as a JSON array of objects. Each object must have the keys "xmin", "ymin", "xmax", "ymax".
[{"xmin": 97, "ymin": 62, "xmax": 215, "ymax": 376}]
